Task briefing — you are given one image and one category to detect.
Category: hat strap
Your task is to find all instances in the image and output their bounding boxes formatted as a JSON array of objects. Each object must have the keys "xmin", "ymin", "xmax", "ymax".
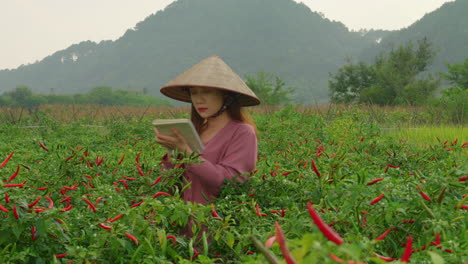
[{"xmin": 208, "ymin": 93, "xmax": 240, "ymax": 119}]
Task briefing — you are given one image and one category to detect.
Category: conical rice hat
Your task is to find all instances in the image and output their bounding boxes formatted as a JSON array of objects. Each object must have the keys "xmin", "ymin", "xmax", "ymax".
[{"xmin": 160, "ymin": 55, "xmax": 260, "ymax": 106}]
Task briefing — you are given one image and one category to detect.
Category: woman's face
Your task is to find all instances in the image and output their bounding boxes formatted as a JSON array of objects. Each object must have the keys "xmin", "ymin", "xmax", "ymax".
[{"xmin": 190, "ymin": 87, "xmax": 225, "ymax": 118}]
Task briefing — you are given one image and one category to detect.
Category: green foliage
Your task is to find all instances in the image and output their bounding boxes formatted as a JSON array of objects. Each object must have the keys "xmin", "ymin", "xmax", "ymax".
[
  {"xmin": 0, "ymin": 106, "xmax": 466, "ymax": 263},
  {"xmin": 245, "ymin": 71, "xmax": 294, "ymax": 105},
  {"xmin": 0, "ymin": 86, "xmax": 172, "ymax": 108},
  {"xmin": 431, "ymin": 58, "xmax": 468, "ymax": 124},
  {"xmin": 330, "ymin": 38, "xmax": 440, "ymax": 105},
  {"xmin": 1, "ymin": 86, "xmax": 46, "ymax": 112},
  {"xmin": 441, "ymin": 58, "xmax": 468, "ymax": 90}
]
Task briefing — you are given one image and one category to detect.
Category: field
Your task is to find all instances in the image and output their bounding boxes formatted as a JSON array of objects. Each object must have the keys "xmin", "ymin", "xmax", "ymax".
[{"xmin": 0, "ymin": 105, "xmax": 466, "ymax": 263}]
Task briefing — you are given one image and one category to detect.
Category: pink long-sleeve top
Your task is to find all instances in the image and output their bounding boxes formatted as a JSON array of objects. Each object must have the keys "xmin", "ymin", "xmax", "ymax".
[{"xmin": 162, "ymin": 120, "xmax": 257, "ymax": 204}]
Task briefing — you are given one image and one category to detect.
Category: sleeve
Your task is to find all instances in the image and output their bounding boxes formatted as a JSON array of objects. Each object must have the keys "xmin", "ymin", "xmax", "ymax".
[
  {"xmin": 186, "ymin": 124, "xmax": 257, "ymax": 190},
  {"xmin": 160, "ymin": 153, "xmax": 175, "ymax": 170}
]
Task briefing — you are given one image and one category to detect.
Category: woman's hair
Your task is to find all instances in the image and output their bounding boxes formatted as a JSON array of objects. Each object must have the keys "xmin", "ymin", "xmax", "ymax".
[{"xmin": 190, "ymin": 91, "xmax": 258, "ymax": 137}]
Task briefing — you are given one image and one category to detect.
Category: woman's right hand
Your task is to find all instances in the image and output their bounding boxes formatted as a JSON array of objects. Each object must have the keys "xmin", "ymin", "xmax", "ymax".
[{"xmin": 153, "ymin": 128, "xmax": 193, "ymax": 155}]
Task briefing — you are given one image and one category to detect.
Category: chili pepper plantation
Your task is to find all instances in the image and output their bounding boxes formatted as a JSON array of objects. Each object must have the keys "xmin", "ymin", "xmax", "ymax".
[{"xmin": 0, "ymin": 105, "xmax": 466, "ymax": 263}]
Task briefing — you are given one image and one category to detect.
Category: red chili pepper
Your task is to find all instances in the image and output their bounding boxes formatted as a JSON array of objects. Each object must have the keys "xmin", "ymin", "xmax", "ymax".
[
  {"xmin": 370, "ymin": 193, "xmax": 385, "ymax": 205},
  {"xmin": 126, "ymin": 233, "xmax": 138, "ymax": 245},
  {"xmin": 384, "ymin": 164, "xmax": 400, "ymax": 173},
  {"xmin": 55, "ymin": 253, "xmax": 69, "ymax": 258},
  {"xmin": 366, "ymin": 178, "xmax": 384, "ymax": 186},
  {"xmin": 130, "ymin": 200, "xmax": 143, "ymax": 207},
  {"xmin": 5, "ymin": 193, "xmax": 10, "ymax": 203},
  {"xmin": 374, "ymin": 228, "xmax": 395, "ymax": 241},
  {"xmin": 60, "ymin": 196, "xmax": 72, "ymax": 203},
  {"xmin": 115, "ymin": 187, "xmax": 122, "ymax": 193},
  {"xmin": 95, "ymin": 196, "xmax": 104, "ymax": 205},
  {"xmin": 373, "ymin": 252, "xmax": 398, "ymax": 262},
  {"xmin": 64, "ymin": 153, "xmax": 76, "ymax": 162},
  {"xmin": 107, "ymin": 214, "xmax": 124, "ymax": 223},
  {"xmin": 38, "ymin": 141, "xmax": 49, "ymax": 151},
  {"xmin": 306, "ymin": 202, "xmax": 343, "ymax": 245},
  {"xmin": 81, "ymin": 198, "xmax": 96, "ymax": 212},
  {"xmin": 98, "ymin": 222, "xmax": 112, "ymax": 230},
  {"xmin": 311, "ymin": 160, "xmax": 321, "ymax": 177},
  {"xmin": 6, "ymin": 165, "xmax": 20, "ymax": 182},
  {"xmin": 60, "ymin": 205, "xmax": 73, "ymax": 212},
  {"xmin": 419, "ymin": 191, "xmax": 432, "ymax": 201},
  {"xmin": 275, "ymin": 222, "xmax": 297, "ymax": 264},
  {"xmin": 329, "ymin": 253, "xmax": 344, "ymax": 263},
  {"xmin": 0, "ymin": 204, "xmax": 9, "ymax": 212},
  {"xmin": 95, "ymin": 156, "xmax": 104, "ymax": 166},
  {"xmin": 153, "ymin": 192, "xmax": 171, "ymax": 198},
  {"xmin": 137, "ymin": 166, "xmax": 145, "ymax": 176},
  {"xmin": 211, "ymin": 204, "xmax": 222, "ymax": 219},
  {"xmin": 401, "ymin": 236, "xmax": 413, "ymax": 263},
  {"xmin": 122, "ymin": 175, "xmax": 137, "ymax": 181},
  {"xmin": 37, "ymin": 187, "xmax": 48, "ymax": 190},
  {"xmin": 430, "ymin": 232, "xmax": 441, "ymax": 246},
  {"xmin": 417, "ymin": 185, "xmax": 432, "ymax": 201},
  {"xmin": 460, "ymin": 205, "xmax": 468, "ymax": 210},
  {"xmin": 149, "ymin": 176, "xmax": 162, "ymax": 186},
  {"xmin": 166, "ymin": 235, "xmax": 177, "ymax": 246},
  {"xmin": 0, "ymin": 152, "xmax": 14, "ymax": 168},
  {"xmin": 31, "ymin": 226, "xmax": 37, "ymax": 241},
  {"xmin": 4, "ymin": 183, "xmax": 26, "ymax": 188},
  {"xmin": 135, "ymin": 152, "xmax": 142, "ymax": 164},
  {"xmin": 46, "ymin": 196, "xmax": 54, "ymax": 209},
  {"xmin": 13, "ymin": 204, "xmax": 19, "ymax": 219},
  {"xmin": 118, "ymin": 154, "xmax": 125, "ymax": 165},
  {"xmin": 28, "ymin": 196, "xmax": 42, "ymax": 208},
  {"xmin": 265, "ymin": 236, "xmax": 276, "ymax": 248},
  {"xmin": 459, "ymin": 175, "xmax": 468, "ymax": 182},
  {"xmin": 255, "ymin": 203, "xmax": 267, "ymax": 217},
  {"xmin": 63, "ymin": 183, "xmax": 78, "ymax": 190}
]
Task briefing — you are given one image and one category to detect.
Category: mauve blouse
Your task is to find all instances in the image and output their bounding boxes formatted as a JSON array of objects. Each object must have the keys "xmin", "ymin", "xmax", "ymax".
[{"xmin": 162, "ymin": 120, "xmax": 257, "ymax": 204}]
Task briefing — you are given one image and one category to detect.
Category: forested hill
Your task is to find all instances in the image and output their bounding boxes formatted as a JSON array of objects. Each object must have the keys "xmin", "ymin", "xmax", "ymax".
[
  {"xmin": 360, "ymin": 0, "xmax": 468, "ymax": 72},
  {"xmin": 0, "ymin": 0, "xmax": 381, "ymax": 103},
  {"xmin": 0, "ymin": 0, "xmax": 466, "ymax": 103}
]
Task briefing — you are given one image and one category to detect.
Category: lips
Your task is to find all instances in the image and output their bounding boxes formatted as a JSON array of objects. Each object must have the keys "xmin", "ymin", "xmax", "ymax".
[{"xmin": 198, "ymin": 108, "xmax": 208, "ymax": 112}]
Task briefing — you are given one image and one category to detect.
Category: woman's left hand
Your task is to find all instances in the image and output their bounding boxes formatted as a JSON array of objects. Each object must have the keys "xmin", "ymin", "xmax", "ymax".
[{"xmin": 154, "ymin": 127, "xmax": 193, "ymax": 155}]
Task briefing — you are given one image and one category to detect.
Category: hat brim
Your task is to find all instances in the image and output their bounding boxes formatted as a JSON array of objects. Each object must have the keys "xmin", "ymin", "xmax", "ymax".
[{"xmin": 159, "ymin": 56, "xmax": 261, "ymax": 107}]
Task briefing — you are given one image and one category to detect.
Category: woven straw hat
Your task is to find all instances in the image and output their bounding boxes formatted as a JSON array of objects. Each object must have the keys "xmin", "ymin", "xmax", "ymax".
[{"xmin": 160, "ymin": 55, "xmax": 260, "ymax": 106}]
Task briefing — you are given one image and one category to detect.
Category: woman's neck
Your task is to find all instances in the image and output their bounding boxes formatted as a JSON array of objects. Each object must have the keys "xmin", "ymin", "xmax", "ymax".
[{"xmin": 205, "ymin": 112, "xmax": 231, "ymax": 131}]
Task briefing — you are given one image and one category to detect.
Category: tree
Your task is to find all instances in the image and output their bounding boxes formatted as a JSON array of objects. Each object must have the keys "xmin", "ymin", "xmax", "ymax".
[
  {"xmin": 87, "ymin": 86, "xmax": 114, "ymax": 105},
  {"xmin": 328, "ymin": 60, "xmax": 377, "ymax": 104},
  {"xmin": 441, "ymin": 58, "xmax": 468, "ymax": 89},
  {"xmin": 245, "ymin": 72, "xmax": 293, "ymax": 106},
  {"xmin": 3, "ymin": 86, "xmax": 45, "ymax": 112},
  {"xmin": 329, "ymin": 38, "xmax": 439, "ymax": 105}
]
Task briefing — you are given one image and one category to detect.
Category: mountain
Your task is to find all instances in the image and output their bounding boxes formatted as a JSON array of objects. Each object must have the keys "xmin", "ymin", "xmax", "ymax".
[
  {"xmin": 359, "ymin": 0, "xmax": 468, "ymax": 72},
  {"xmin": 0, "ymin": 0, "xmax": 466, "ymax": 104}
]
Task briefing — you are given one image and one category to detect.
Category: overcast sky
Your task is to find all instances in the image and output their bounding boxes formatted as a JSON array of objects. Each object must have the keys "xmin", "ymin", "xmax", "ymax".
[{"xmin": 0, "ymin": 0, "xmax": 454, "ymax": 70}]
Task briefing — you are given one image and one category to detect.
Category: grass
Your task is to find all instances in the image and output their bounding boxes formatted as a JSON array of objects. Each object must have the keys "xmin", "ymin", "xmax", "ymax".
[{"xmin": 381, "ymin": 126, "xmax": 467, "ymax": 146}]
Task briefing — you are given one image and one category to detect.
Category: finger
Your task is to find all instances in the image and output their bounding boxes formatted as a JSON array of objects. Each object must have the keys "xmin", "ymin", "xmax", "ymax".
[{"xmin": 171, "ymin": 128, "xmax": 186, "ymax": 142}]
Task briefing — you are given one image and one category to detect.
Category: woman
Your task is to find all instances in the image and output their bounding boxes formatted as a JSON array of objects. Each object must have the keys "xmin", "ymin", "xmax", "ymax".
[{"xmin": 154, "ymin": 55, "xmax": 261, "ymax": 205}]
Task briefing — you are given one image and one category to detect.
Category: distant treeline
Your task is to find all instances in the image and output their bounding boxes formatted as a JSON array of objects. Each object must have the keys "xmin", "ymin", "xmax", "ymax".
[{"xmin": 0, "ymin": 86, "xmax": 172, "ymax": 111}]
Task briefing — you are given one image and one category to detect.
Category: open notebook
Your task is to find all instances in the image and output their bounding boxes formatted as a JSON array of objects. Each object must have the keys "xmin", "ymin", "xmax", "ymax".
[{"xmin": 152, "ymin": 118, "xmax": 204, "ymax": 152}]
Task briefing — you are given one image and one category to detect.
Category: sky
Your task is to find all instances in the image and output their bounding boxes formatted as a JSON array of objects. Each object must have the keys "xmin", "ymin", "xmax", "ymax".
[{"xmin": 0, "ymin": 0, "xmax": 455, "ymax": 70}]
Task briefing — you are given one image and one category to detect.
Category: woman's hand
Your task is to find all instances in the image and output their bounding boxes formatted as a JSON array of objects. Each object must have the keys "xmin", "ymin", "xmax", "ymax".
[{"xmin": 154, "ymin": 127, "xmax": 193, "ymax": 155}]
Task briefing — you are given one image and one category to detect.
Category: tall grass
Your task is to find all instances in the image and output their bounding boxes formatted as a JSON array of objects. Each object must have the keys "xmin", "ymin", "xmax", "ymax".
[{"xmin": 381, "ymin": 126, "xmax": 467, "ymax": 146}]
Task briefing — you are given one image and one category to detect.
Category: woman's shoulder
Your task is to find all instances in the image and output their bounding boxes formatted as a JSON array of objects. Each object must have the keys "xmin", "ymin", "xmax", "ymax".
[{"xmin": 229, "ymin": 120, "xmax": 256, "ymax": 137}]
